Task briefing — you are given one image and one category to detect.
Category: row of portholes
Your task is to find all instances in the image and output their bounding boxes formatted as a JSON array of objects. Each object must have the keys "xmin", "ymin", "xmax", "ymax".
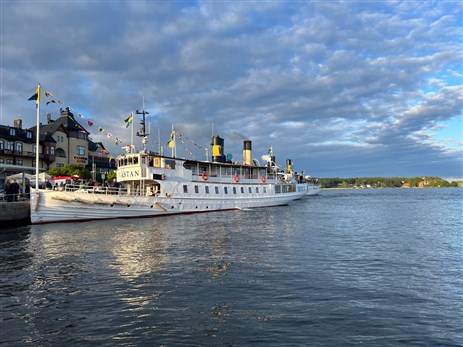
[{"xmin": 106, "ymin": 203, "xmax": 211, "ymax": 210}]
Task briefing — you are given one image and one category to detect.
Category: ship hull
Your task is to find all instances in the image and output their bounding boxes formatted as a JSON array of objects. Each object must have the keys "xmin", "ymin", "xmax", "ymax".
[
  {"xmin": 30, "ymin": 188, "xmax": 305, "ymax": 224},
  {"xmin": 306, "ymin": 184, "xmax": 321, "ymax": 196}
]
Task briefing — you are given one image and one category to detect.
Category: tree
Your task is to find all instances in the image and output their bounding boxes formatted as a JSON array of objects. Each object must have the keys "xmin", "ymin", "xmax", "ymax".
[{"xmin": 47, "ymin": 164, "xmax": 91, "ymax": 180}]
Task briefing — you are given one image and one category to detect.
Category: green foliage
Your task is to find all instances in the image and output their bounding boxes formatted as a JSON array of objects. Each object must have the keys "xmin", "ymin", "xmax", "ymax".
[
  {"xmin": 106, "ymin": 171, "xmax": 117, "ymax": 181},
  {"xmin": 47, "ymin": 164, "xmax": 91, "ymax": 180},
  {"xmin": 320, "ymin": 176, "xmax": 459, "ymax": 189}
]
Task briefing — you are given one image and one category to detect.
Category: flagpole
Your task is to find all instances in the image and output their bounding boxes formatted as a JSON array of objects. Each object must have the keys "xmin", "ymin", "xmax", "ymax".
[
  {"xmin": 171, "ymin": 124, "xmax": 175, "ymax": 158},
  {"xmin": 131, "ymin": 112, "xmax": 134, "ymax": 153},
  {"xmin": 35, "ymin": 84, "xmax": 41, "ymax": 191}
]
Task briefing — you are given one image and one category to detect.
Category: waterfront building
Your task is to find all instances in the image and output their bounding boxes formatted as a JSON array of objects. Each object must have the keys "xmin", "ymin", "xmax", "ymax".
[{"xmin": 0, "ymin": 107, "xmax": 115, "ymax": 188}]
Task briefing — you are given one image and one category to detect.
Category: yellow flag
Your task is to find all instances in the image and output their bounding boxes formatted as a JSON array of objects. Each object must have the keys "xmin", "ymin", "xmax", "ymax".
[{"xmin": 168, "ymin": 131, "xmax": 175, "ymax": 148}]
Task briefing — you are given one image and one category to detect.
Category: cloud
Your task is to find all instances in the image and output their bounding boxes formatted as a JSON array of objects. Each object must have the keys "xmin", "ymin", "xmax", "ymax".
[{"xmin": 1, "ymin": 1, "xmax": 461, "ymax": 178}]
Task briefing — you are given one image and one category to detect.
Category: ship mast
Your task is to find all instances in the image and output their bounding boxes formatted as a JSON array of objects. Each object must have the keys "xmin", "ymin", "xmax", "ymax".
[{"xmin": 135, "ymin": 106, "xmax": 149, "ymax": 152}]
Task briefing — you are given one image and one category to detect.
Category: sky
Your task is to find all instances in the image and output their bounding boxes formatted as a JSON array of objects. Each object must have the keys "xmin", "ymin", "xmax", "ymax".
[{"xmin": 1, "ymin": 0, "xmax": 462, "ymax": 179}]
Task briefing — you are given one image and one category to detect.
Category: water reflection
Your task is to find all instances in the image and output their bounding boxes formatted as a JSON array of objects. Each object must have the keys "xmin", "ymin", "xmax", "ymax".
[{"xmin": 109, "ymin": 223, "xmax": 167, "ymax": 279}]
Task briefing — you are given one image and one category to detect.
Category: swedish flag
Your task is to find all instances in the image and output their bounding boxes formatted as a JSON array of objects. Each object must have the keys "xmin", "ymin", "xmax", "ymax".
[
  {"xmin": 28, "ymin": 85, "xmax": 41, "ymax": 108},
  {"xmin": 124, "ymin": 114, "xmax": 133, "ymax": 128}
]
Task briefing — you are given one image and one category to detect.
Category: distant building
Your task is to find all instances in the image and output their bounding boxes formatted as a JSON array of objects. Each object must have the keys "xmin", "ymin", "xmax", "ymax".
[{"xmin": 0, "ymin": 107, "xmax": 115, "ymax": 187}]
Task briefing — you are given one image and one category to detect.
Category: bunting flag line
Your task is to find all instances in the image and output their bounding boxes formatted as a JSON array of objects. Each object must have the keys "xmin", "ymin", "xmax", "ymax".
[
  {"xmin": 174, "ymin": 130, "xmax": 208, "ymax": 159},
  {"xmin": 27, "ymin": 87, "xmax": 182, "ymax": 158}
]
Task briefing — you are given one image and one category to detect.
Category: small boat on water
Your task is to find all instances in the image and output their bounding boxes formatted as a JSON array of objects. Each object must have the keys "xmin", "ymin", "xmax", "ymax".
[{"xmin": 30, "ymin": 117, "xmax": 308, "ymax": 224}]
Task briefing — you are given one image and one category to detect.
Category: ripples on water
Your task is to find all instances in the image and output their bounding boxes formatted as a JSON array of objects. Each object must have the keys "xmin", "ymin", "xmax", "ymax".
[{"xmin": 1, "ymin": 188, "xmax": 462, "ymax": 346}]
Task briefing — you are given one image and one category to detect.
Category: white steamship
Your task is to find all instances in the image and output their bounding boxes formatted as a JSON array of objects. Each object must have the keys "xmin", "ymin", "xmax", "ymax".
[{"xmin": 30, "ymin": 114, "xmax": 308, "ymax": 224}]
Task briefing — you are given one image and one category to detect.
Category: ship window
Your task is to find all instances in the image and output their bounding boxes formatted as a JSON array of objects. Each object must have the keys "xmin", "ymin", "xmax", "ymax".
[
  {"xmin": 134, "ymin": 157, "xmax": 138, "ymax": 165},
  {"xmin": 256, "ymin": 187, "xmax": 259, "ymax": 193},
  {"xmin": 248, "ymin": 187, "xmax": 252, "ymax": 193},
  {"xmin": 194, "ymin": 185, "xmax": 199, "ymax": 193},
  {"xmin": 141, "ymin": 157, "xmax": 146, "ymax": 165},
  {"xmin": 240, "ymin": 187, "xmax": 244, "ymax": 194},
  {"xmin": 263, "ymin": 187, "xmax": 267, "ymax": 193},
  {"xmin": 205, "ymin": 186, "xmax": 210, "ymax": 194},
  {"xmin": 183, "ymin": 185, "xmax": 188, "ymax": 193},
  {"xmin": 224, "ymin": 187, "xmax": 228, "ymax": 194},
  {"xmin": 275, "ymin": 185, "xmax": 281, "ymax": 194},
  {"xmin": 165, "ymin": 159, "xmax": 176, "ymax": 169},
  {"xmin": 233, "ymin": 187, "xmax": 236, "ymax": 194},
  {"xmin": 215, "ymin": 186, "xmax": 219, "ymax": 194}
]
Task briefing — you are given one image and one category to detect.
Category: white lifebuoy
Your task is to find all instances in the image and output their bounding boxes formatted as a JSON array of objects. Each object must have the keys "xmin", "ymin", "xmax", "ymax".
[{"xmin": 201, "ymin": 172, "xmax": 209, "ymax": 181}]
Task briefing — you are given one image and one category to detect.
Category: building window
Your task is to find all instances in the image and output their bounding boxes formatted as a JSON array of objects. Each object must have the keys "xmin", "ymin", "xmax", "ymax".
[
  {"xmin": 0, "ymin": 140, "xmax": 3, "ymax": 150},
  {"xmin": 56, "ymin": 148, "xmax": 66, "ymax": 158},
  {"xmin": 51, "ymin": 147, "xmax": 55, "ymax": 155},
  {"xmin": 9, "ymin": 128, "xmax": 15, "ymax": 136},
  {"xmin": 7, "ymin": 141, "xmax": 14, "ymax": 151},
  {"xmin": 0, "ymin": 158, "xmax": 3, "ymax": 163},
  {"xmin": 27, "ymin": 131, "xmax": 32, "ymax": 139},
  {"xmin": 6, "ymin": 159, "xmax": 13, "ymax": 164},
  {"xmin": 15, "ymin": 142, "xmax": 23, "ymax": 153},
  {"xmin": 16, "ymin": 160, "xmax": 23, "ymax": 166},
  {"xmin": 76, "ymin": 146, "xmax": 85, "ymax": 156}
]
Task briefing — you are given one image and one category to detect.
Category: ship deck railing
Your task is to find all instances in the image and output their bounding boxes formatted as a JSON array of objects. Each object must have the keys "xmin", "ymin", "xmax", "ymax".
[
  {"xmin": 60, "ymin": 184, "xmax": 162, "ymax": 197},
  {"xmin": 60, "ymin": 184, "xmax": 129, "ymax": 196}
]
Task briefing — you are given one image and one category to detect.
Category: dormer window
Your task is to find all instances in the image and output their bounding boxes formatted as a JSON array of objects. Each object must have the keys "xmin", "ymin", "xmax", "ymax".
[
  {"xmin": 10, "ymin": 128, "xmax": 15, "ymax": 136},
  {"xmin": 27, "ymin": 131, "xmax": 32, "ymax": 139}
]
